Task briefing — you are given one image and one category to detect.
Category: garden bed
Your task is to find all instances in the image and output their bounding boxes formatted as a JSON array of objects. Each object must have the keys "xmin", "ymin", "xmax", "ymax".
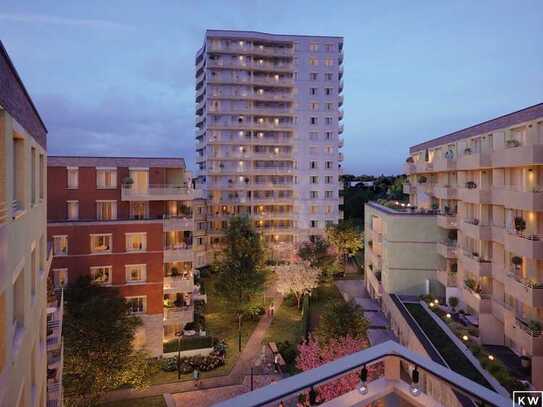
[{"xmin": 163, "ymin": 336, "xmax": 216, "ymax": 353}]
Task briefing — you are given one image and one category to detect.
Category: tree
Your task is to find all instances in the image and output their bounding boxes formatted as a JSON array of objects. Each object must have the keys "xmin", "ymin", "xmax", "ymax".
[
  {"xmin": 63, "ymin": 277, "xmax": 156, "ymax": 407},
  {"xmin": 326, "ymin": 220, "xmax": 364, "ymax": 267},
  {"xmin": 317, "ymin": 300, "xmax": 369, "ymax": 342},
  {"xmin": 213, "ymin": 216, "xmax": 267, "ymax": 352},
  {"xmin": 387, "ymin": 175, "xmax": 406, "ymax": 200},
  {"xmin": 296, "ymin": 335, "xmax": 383, "ymax": 402},
  {"xmin": 275, "ymin": 263, "xmax": 320, "ymax": 308},
  {"xmin": 297, "ymin": 236, "xmax": 334, "ymax": 270}
]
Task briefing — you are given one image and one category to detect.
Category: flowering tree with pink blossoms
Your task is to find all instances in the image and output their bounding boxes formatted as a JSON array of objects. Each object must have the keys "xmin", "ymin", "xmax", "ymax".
[{"xmin": 296, "ymin": 335, "xmax": 383, "ymax": 402}]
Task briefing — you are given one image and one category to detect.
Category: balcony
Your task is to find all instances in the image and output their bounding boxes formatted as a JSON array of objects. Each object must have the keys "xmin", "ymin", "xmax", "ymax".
[
  {"xmin": 459, "ymin": 187, "xmax": 492, "ymax": 204},
  {"xmin": 339, "ymin": 123, "xmax": 344, "ymax": 134},
  {"xmin": 463, "ymin": 283, "xmax": 492, "ymax": 314},
  {"xmin": 215, "ymin": 340, "xmax": 511, "ymax": 407},
  {"xmin": 208, "ymin": 43, "xmax": 294, "ymax": 57},
  {"xmin": 415, "ymin": 160, "xmax": 433, "ymax": 173},
  {"xmin": 456, "ymin": 150, "xmax": 492, "ymax": 170},
  {"xmin": 506, "ymin": 272, "xmax": 543, "ymax": 308},
  {"xmin": 163, "ymin": 305, "xmax": 194, "ymax": 326},
  {"xmin": 436, "ymin": 240, "xmax": 457, "ymax": 259},
  {"xmin": 461, "ymin": 219, "xmax": 492, "ymax": 241},
  {"xmin": 163, "ymin": 276, "xmax": 194, "ymax": 294},
  {"xmin": 121, "ymin": 185, "xmax": 205, "ymax": 201},
  {"xmin": 163, "ymin": 245, "xmax": 193, "ymax": 262},
  {"xmin": 338, "ymin": 152, "xmax": 344, "ymax": 162},
  {"xmin": 403, "ymin": 161, "xmax": 416, "ymax": 174},
  {"xmin": 47, "ymin": 290, "xmax": 64, "ymax": 352},
  {"xmin": 492, "ymin": 188, "xmax": 543, "ymax": 211},
  {"xmin": 432, "ymin": 156, "xmax": 457, "ymax": 172},
  {"xmin": 402, "ymin": 183, "xmax": 414, "ymax": 194},
  {"xmin": 163, "ymin": 217, "xmax": 194, "ymax": 232},
  {"xmin": 492, "ymin": 144, "xmax": 543, "ymax": 168},
  {"xmin": 366, "ymin": 268, "xmax": 383, "ymax": 297},
  {"xmin": 437, "ymin": 269, "xmax": 457, "ymax": 287},
  {"xmin": 432, "ymin": 185, "xmax": 458, "ymax": 200},
  {"xmin": 459, "ymin": 250, "xmax": 492, "ymax": 278},
  {"xmin": 504, "ymin": 230, "xmax": 543, "ymax": 260},
  {"xmin": 512, "ymin": 317, "xmax": 543, "ymax": 356},
  {"xmin": 436, "ymin": 213, "xmax": 457, "ymax": 229}
]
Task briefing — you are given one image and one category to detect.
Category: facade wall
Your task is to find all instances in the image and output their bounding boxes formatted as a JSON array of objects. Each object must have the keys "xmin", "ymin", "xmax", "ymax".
[
  {"xmin": 405, "ymin": 103, "xmax": 543, "ymax": 389},
  {"xmin": 195, "ymin": 30, "xmax": 344, "ymax": 258},
  {"xmin": 0, "ymin": 89, "xmax": 49, "ymax": 407}
]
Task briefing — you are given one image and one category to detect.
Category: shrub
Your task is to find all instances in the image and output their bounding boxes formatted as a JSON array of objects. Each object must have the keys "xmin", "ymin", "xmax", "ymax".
[
  {"xmin": 163, "ymin": 336, "xmax": 215, "ymax": 353},
  {"xmin": 160, "ymin": 354, "xmax": 225, "ymax": 373},
  {"xmin": 448, "ymin": 296, "xmax": 459, "ymax": 310},
  {"xmin": 465, "ymin": 181, "xmax": 477, "ymax": 189},
  {"xmin": 245, "ymin": 304, "xmax": 265, "ymax": 320},
  {"xmin": 418, "ymin": 176, "xmax": 427, "ymax": 184},
  {"xmin": 514, "ymin": 217, "xmax": 526, "ymax": 232}
]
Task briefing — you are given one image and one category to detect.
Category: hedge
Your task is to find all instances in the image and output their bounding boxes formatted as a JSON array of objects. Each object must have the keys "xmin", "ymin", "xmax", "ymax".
[{"xmin": 163, "ymin": 336, "xmax": 215, "ymax": 354}]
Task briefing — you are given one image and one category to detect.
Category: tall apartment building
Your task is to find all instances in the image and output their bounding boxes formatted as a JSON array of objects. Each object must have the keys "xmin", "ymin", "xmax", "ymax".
[
  {"xmin": 403, "ymin": 103, "xmax": 543, "ymax": 389},
  {"xmin": 195, "ymin": 30, "xmax": 344, "ymax": 259},
  {"xmin": 0, "ymin": 41, "xmax": 53, "ymax": 407},
  {"xmin": 47, "ymin": 156, "xmax": 207, "ymax": 356}
]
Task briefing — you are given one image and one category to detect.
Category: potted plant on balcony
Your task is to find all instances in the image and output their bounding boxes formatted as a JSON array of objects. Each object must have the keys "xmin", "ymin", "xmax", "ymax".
[
  {"xmin": 444, "ymin": 149, "xmax": 455, "ymax": 160},
  {"xmin": 528, "ymin": 320, "xmax": 542, "ymax": 337},
  {"xmin": 448, "ymin": 296, "xmax": 459, "ymax": 312},
  {"xmin": 464, "ymin": 147, "xmax": 472, "ymax": 155},
  {"xmin": 406, "ymin": 157, "xmax": 414, "ymax": 163},
  {"xmin": 514, "ymin": 217, "xmax": 527, "ymax": 234},
  {"xmin": 418, "ymin": 176, "xmax": 427, "ymax": 184},
  {"xmin": 465, "ymin": 181, "xmax": 477, "ymax": 189},
  {"xmin": 170, "ymin": 267, "xmax": 180, "ymax": 277},
  {"xmin": 465, "ymin": 278, "xmax": 476, "ymax": 291},
  {"xmin": 122, "ymin": 176, "xmax": 134, "ymax": 187},
  {"xmin": 511, "ymin": 256, "xmax": 523, "ymax": 271}
]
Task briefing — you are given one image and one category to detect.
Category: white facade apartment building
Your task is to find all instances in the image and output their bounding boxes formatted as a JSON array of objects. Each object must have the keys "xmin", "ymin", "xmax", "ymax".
[{"xmin": 195, "ymin": 30, "xmax": 344, "ymax": 258}]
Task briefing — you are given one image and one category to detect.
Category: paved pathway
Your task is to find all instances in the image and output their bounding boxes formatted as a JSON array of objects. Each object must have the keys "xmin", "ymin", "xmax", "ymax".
[{"xmin": 102, "ymin": 289, "xmax": 284, "ymax": 404}]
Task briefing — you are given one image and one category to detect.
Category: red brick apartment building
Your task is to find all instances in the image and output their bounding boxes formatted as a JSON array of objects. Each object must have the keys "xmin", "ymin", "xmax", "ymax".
[{"xmin": 47, "ymin": 156, "xmax": 208, "ymax": 356}]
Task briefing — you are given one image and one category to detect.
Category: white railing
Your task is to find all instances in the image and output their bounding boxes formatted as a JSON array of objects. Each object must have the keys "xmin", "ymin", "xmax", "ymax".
[{"xmin": 214, "ymin": 341, "xmax": 511, "ymax": 407}]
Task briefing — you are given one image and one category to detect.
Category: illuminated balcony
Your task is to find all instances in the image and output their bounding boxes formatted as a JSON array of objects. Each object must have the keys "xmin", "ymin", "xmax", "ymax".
[
  {"xmin": 511, "ymin": 317, "xmax": 543, "ymax": 356},
  {"xmin": 492, "ymin": 188, "xmax": 543, "ymax": 211},
  {"xmin": 163, "ymin": 276, "xmax": 194, "ymax": 294},
  {"xmin": 121, "ymin": 185, "xmax": 205, "ymax": 201},
  {"xmin": 46, "ymin": 290, "xmax": 63, "ymax": 352},
  {"xmin": 459, "ymin": 250, "xmax": 492, "ymax": 279},
  {"xmin": 163, "ymin": 305, "xmax": 194, "ymax": 326},
  {"xmin": 163, "ymin": 217, "xmax": 194, "ymax": 232},
  {"xmin": 463, "ymin": 283, "xmax": 491, "ymax": 314},
  {"xmin": 504, "ymin": 230, "xmax": 543, "ymax": 260},
  {"xmin": 459, "ymin": 187, "xmax": 492, "ymax": 204},
  {"xmin": 461, "ymin": 219, "xmax": 492, "ymax": 241},
  {"xmin": 456, "ymin": 151, "xmax": 492, "ymax": 170},
  {"xmin": 505, "ymin": 272, "xmax": 543, "ymax": 308},
  {"xmin": 215, "ymin": 341, "xmax": 511, "ymax": 407},
  {"xmin": 163, "ymin": 245, "xmax": 193, "ymax": 263}
]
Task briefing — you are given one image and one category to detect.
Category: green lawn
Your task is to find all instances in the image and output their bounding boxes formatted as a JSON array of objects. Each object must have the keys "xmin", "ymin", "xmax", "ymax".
[
  {"xmin": 150, "ymin": 275, "xmax": 260, "ymax": 385},
  {"xmin": 102, "ymin": 396, "xmax": 166, "ymax": 407},
  {"xmin": 309, "ymin": 282, "xmax": 344, "ymax": 330},
  {"xmin": 264, "ymin": 298, "xmax": 304, "ymax": 345}
]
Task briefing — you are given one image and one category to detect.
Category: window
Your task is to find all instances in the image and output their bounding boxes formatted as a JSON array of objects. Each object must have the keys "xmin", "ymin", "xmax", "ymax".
[
  {"xmin": 324, "ymin": 58, "xmax": 334, "ymax": 66},
  {"xmin": 309, "ymin": 58, "xmax": 318, "ymax": 66},
  {"xmin": 325, "ymin": 73, "xmax": 333, "ymax": 81},
  {"xmin": 325, "ymin": 176, "xmax": 333, "ymax": 184},
  {"xmin": 310, "ymin": 176, "xmax": 319, "ymax": 184},
  {"xmin": 325, "ymin": 131, "xmax": 333, "ymax": 140},
  {"xmin": 325, "ymin": 161, "xmax": 333, "ymax": 169},
  {"xmin": 310, "ymin": 220, "xmax": 318, "ymax": 228},
  {"xmin": 310, "ymin": 191, "xmax": 319, "ymax": 199},
  {"xmin": 30, "ymin": 247, "xmax": 36, "ymax": 298},
  {"xmin": 67, "ymin": 201, "xmax": 79, "ymax": 220},
  {"xmin": 90, "ymin": 266, "xmax": 112, "ymax": 285},
  {"xmin": 325, "ymin": 220, "xmax": 334, "ymax": 227},
  {"xmin": 53, "ymin": 268, "xmax": 68, "ymax": 288},
  {"xmin": 309, "ymin": 132, "xmax": 319, "ymax": 141},
  {"xmin": 39, "ymin": 153, "xmax": 44, "ymax": 200},
  {"xmin": 310, "ymin": 206, "xmax": 318, "ymax": 214},
  {"xmin": 310, "ymin": 102, "xmax": 319, "ymax": 111},
  {"xmin": 126, "ymin": 233, "xmax": 147, "ymax": 251},
  {"xmin": 309, "ymin": 72, "xmax": 318, "ymax": 80},
  {"xmin": 126, "ymin": 264, "xmax": 146, "ymax": 283},
  {"xmin": 325, "ymin": 191, "xmax": 334, "ymax": 199},
  {"xmin": 310, "ymin": 88, "xmax": 317, "ymax": 96},
  {"xmin": 310, "ymin": 161, "xmax": 318, "ymax": 169},
  {"xmin": 53, "ymin": 236, "xmax": 68, "ymax": 256},
  {"xmin": 325, "ymin": 103, "xmax": 334, "ymax": 111},
  {"xmin": 126, "ymin": 296, "xmax": 146, "ymax": 314},
  {"xmin": 90, "ymin": 234, "xmax": 112, "ymax": 253},
  {"xmin": 325, "ymin": 87, "xmax": 333, "ymax": 95},
  {"xmin": 309, "ymin": 43, "xmax": 319, "ymax": 52},
  {"xmin": 324, "ymin": 146, "xmax": 333, "ymax": 154},
  {"xmin": 325, "ymin": 206, "xmax": 333, "ymax": 214},
  {"xmin": 96, "ymin": 200, "xmax": 117, "ymax": 220},
  {"xmin": 96, "ymin": 168, "xmax": 117, "ymax": 189},
  {"xmin": 31, "ymin": 147, "xmax": 36, "ymax": 205},
  {"xmin": 310, "ymin": 117, "xmax": 318, "ymax": 125},
  {"xmin": 67, "ymin": 167, "xmax": 79, "ymax": 189},
  {"xmin": 325, "ymin": 44, "xmax": 335, "ymax": 52},
  {"xmin": 325, "ymin": 117, "xmax": 333, "ymax": 125},
  {"xmin": 130, "ymin": 201, "xmax": 149, "ymax": 220}
]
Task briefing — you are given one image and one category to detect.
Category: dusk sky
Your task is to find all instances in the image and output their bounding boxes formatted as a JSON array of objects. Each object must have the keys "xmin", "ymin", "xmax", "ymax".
[{"xmin": 1, "ymin": 1, "xmax": 541, "ymax": 175}]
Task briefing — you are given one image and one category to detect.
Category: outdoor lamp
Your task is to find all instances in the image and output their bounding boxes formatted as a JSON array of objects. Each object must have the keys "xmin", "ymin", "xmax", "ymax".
[
  {"xmin": 359, "ymin": 365, "xmax": 368, "ymax": 394},
  {"xmin": 462, "ymin": 335, "xmax": 469, "ymax": 341},
  {"xmin": 410, "ymin": 366, "xmax": 420, "ymax": 396},
  {"xmin": 446, "ymin": 313, "xmax": 451, "ymax": 319}
]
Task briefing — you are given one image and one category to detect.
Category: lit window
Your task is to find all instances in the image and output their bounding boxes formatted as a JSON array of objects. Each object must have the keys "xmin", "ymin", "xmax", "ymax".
[
  {"xmin": 96, "ymin": 168, "xmax": 117, "ymax": 189},
  {"xmin": 126, "ymin": 264, "xmax": 146, "ymax": 283},
  {"xmin": 90, "ymin": 234, "xmax": 112, "ymax": 253},
  {"xmin": 96, "ymin": 200, "xmax": 117, "ymax": 220},
  {"xmin": 67, "ymin": 201, "xmax": 79, "ymax": 220},
  {"xmin": 126, "ymin": 233, "xmax": 147, "ymax": 252},
  {"xmin": 309, "ymin": 43, "xmax": 319, "ymax": 52},
  {"xmin": 67, "ymin": 167, "xmax": 79, "ymax": 189},
  {"xmin": 90, "ymin": 266, "xmax": 112, "ymax": 285},
  {"xmin": 53, "ymin": 236, "xmax": 68, "ymax": 256},
  {"xmin": 53, "ymin": 268, "xmax": 68, "ymax": 288},
  {"xmin": 324, "ymin": 58, "xmax": 333, "ymax": 66},
  {"xmin": 126, "ymin": 296, "xmax": 146, "ymax": 314},
  {"xmin": 309, "ymin": 58, "xmax": 318, "ymax": 66}
]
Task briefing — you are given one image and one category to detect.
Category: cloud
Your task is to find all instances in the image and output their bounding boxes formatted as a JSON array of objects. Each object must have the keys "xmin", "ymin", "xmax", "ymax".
[
  {"xmin": 0, "ymin": 13, "xmax": 132, "ymax": 30},
  {"xmin": 35, "ymin": 92, "xmax": 195, "ymax": 168}
]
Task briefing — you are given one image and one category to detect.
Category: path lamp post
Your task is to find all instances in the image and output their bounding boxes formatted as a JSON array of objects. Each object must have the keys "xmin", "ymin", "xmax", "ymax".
[{"xmin": 176, "ymin": 330, "xmax": 183, "ymax": 379}]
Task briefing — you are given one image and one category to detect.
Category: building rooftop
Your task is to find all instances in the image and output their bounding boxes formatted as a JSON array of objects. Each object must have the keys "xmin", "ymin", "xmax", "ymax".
[
  {"xmin": 409, "ymin": 102, "xmax": 543, "ymax": 154},
  {"xmin": 47, "ymin": 155, "xmax": 186, "ymax": 169},
  {"xmin": 0, "ymin": 40, "xmax": 47, "ymax": 148},
  {"xmin": 367, "ymin": 201, "xmax": 436, "ymax": 216}
]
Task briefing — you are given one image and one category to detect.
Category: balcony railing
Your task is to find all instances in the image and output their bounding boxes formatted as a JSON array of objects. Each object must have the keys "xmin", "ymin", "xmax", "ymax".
[
  {"xmin": 215, "ymin": 340, "xmax": 511, "ymax": 407},
  {"xmin": 121, "ymin": 184, "xmax": 205, "ymax": 201}
]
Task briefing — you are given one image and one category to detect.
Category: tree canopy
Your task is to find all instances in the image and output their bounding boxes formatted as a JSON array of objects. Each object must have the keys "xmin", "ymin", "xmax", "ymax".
[
  {"xmin": 63, "ymin": 277, "xmax": 156, "ymax": 407},
  {"xmin": 326, "ymin": 220, "xmax": 364, "ymax": 266},
  {"xmin": 317, "ymin": 300, "xmax": 369, "ymax": 342},
  {"xmin": 275, "ymin": 263, "xmax": 320, "ymax": 308}
]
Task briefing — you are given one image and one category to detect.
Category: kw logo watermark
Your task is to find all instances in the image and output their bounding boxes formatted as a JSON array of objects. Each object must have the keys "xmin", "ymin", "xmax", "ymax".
[{"xmin": 514, "ymin": 391, "xmax": 543, "ymax": 407}]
